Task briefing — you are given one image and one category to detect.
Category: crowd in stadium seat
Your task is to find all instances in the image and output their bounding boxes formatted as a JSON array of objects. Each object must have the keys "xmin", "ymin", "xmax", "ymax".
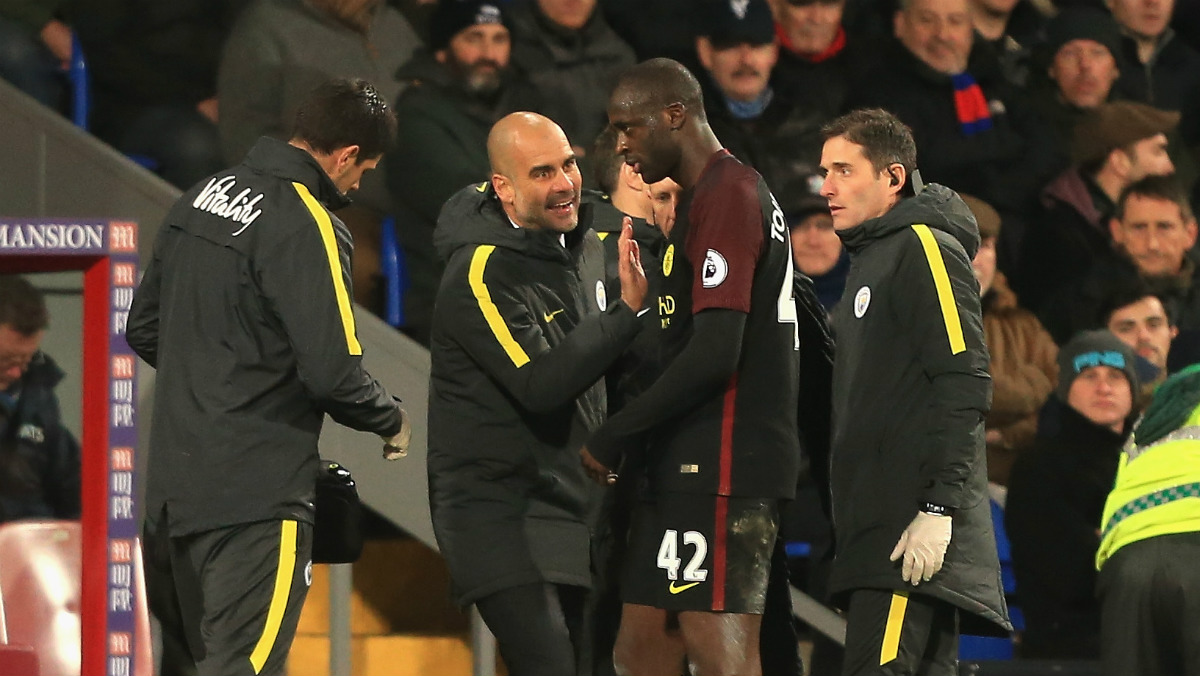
[{"xmin": 5, "ymin": 0, "xmax": 1200, "ymax": 671}]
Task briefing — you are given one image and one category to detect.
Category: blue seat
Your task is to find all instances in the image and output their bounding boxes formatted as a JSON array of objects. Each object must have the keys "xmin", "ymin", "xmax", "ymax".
[
  {"xmin": 69, "ymin": 32, "xmax": 88, "ymax": 129},
  {"xmin": 380, "ymin": 215, "xmax": 408, "ymax": 328},
  {"xmin": 959, "ymin": 497, "xmax": 1022, "ymax": 660},
  {"xmin": 784, "ymin": 541, "xmax": 811, "ymax": 558},
  {"xmin": 67, "ymin": 36, "xmax": 161, "ymax": 173}
]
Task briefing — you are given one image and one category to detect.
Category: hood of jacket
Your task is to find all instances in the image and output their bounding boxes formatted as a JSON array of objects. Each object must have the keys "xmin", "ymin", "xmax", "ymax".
[
  {"xmin": 1040, "ymin": 168, "xmax": 1104, "ymax": 228},
  {"xmin": 433, "ymin": 181, "xmax": 593, "ymax": 263},
  {"xmin": 243, "ymin": 137, "xmax": 351, "ymax": 211},
  {"xmin": 837, "ymin": 183, "xmax": 980, "ymax": 258}
]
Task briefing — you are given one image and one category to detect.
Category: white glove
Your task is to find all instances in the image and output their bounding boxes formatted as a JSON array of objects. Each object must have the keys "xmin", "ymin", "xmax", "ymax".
[
  {"xmin": 889, "ymin": 511, "xmax": 953, "ymax": 585},
  {"xmin": 381, "ymin": 407, "xmax": 411, "ymax": 460}
]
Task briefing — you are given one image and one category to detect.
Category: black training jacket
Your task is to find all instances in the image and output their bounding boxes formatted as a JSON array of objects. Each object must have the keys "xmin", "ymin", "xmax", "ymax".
[
  {"xmin": 127, "ymin": 137, "xmax": 403, "ymax": 536},
  {"xmin": 427, "ymin": 182, "xmax": 642, "ymax": 606},
  {"xmin": 829, "ymin": 185, "xmax": 1010, "ymax": 634}
]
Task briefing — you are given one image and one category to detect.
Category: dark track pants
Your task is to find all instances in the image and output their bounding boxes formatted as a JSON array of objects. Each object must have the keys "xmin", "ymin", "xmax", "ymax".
[
  {"xmin": 145, "ymin": 517, "xmax": 313, "ymax": 676},
  {"xmin": 842, "ymin": 589, "xmax": 958, "ymax": 676}
]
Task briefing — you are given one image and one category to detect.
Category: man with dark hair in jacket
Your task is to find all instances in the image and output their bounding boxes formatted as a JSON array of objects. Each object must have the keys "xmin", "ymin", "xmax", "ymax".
[
  {"xmin": 127, "ymin": 78, "xmax": 411, "ymax": 676},
  {"xmin": 0, "ymin": 275, "xmax": 80, "ymax": 524},
  {"xmin": 427, "ymin": 111, "xmax": 648, "ymax": 675},
  {"xmin": 819, "ymin": 108, "xmax": 1010, "ymax": 675}
]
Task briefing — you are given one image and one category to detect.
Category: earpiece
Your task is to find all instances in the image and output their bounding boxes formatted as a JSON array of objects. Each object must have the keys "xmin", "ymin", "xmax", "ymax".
[{"xmin": 889, "ymin": 170, "xmax": 900, "ymax": 187}]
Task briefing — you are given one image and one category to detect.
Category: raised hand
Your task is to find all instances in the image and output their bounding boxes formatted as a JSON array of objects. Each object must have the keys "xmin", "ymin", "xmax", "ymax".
[{"xmin": 617, "ymin": 217, "xmax": 648, "ymax": 312}]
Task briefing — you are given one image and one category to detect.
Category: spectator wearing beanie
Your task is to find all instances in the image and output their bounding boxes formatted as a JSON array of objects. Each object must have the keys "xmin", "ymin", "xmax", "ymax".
[
  {"xmin": 1028, "ymin": 7, "xmax": 1126, "ymax": 168},
  {"xmin": 387, "ymin": 0, "xmax": 541, "ymax": 344},
  {"xmin": 966, "ymin": 193, "xmax": 1058, "ymax": 485},
  {"xmin": 1005, "ymin": 329, "xmax": 1139, "ymax": 660}
]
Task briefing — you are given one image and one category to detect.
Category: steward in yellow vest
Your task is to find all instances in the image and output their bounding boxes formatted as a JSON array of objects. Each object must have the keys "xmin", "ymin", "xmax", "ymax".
[{"xmin": 1095, "ymin": 364, "xmax": 1200, "ymax": 676}]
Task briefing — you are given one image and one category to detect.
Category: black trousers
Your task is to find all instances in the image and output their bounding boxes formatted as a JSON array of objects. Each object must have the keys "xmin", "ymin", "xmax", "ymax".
[
  {"xmin": 842, "ymin": 589, "xmax": 958, "ymax": 676},
  {"xmin": 475, "ymin": 582, "xmax": 587, "ymax": 676},
  {"xmin": 144, "ymin": 517, "xmax": 313, "ymax": 676},
  {"xmin": 1099, "ymin": 531, "xmax": 1200, "ymax": 676}
]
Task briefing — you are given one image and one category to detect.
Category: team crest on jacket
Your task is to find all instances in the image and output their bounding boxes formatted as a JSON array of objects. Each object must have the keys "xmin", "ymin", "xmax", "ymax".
[
  {"xmin": 595, "ymin": 280, "xmax": 607, "ymax": 311},
  {"xmin": 662, "ymin": 244, "xmax": 675, "ymax": 277},
  {"xmin": 702, "ymin": 249, "xmax": 728, "ymax": 288},
  {"xmin": 853, "ymin": 286, "xmax": 871, "ymax": 318}
]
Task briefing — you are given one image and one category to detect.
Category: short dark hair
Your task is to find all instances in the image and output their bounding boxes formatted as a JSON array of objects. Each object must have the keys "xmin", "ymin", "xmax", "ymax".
[
  {"xmin": 1100, "ymin": 272, "xmax": 1176, "ymax": 327},
  {"xmin": 592, "ymin": 127, "xmax": 622, "ymax": 194},
  {"xmin": 821, "ymin": 108, "xmax": 918, "ymax": 177},
  {"xmin": 612, "ymin": 58, "xmax": 707, "ymax": 124},
  {"xmin": 291, "ymin": 78, "xmax": 398, "ymax": 161},
  {"xmin": 1116, "ymin": 174, "xmax": 1195, "ymax": 223},
  {"xmin": 0, "ymin": 275, "xmax": 48, "ymax": 335}
]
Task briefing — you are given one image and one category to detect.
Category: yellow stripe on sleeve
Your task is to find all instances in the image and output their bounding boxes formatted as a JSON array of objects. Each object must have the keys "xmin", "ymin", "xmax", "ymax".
[
  {"xmin": 880, "ymin": 591, "xmax": 909, "ymax": 665},
  {"xmin": 911, "ymin": 224, "xmax": 967, "ymax": 355},
  {"xmin": 469, "ymin": 245, "xmax": 530, "ymax": 367},
  {"xmin": 249, "ymin": 520, "xmax": 298, "ymax": 674},
  {"xmin": 292, "ymin": 182, "xmax": 362, "ymax": 356}
]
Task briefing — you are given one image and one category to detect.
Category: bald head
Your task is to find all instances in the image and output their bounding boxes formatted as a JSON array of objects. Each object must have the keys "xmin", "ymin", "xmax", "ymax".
[
  {"xmin": 610, "ymin": 58, "xmax": 706, "ymax": 123},
  {"xmin": 487, "ymin": 112, "xmax": 583, "ymax": 232},
  {"xmin": 488, "ymin": 112, "xmax": 569, "ymax": 178}
]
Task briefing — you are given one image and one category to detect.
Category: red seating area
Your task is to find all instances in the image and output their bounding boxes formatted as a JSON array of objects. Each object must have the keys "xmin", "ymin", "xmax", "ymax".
[{"xmin": 0, "ymin": 521, "xmax": 152, "ymax": 676}]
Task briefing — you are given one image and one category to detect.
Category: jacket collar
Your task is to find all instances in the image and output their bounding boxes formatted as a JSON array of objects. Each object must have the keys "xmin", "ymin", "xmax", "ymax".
[{"xmin": 243, "ymin": 137, "xmax": 351, "ymax": 211}]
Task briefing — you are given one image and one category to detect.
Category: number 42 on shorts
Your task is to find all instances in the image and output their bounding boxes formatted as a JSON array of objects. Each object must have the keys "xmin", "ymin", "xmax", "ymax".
[{"xmin": 657, "ymin": 529, "xmax": 709, "ymax": 593}]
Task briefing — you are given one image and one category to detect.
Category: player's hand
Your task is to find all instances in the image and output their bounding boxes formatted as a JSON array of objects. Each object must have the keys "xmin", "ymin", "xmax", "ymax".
[
  {"xmin": 617, "ymin": 218, "xmax": 647, "ymax": 312},
  {"xmin": 889, "ymin": 511, "xmax": 953, "ymax": 585},
  {"xmin": 580, "ymin": 446, "xmax": 617, "ymax": 486},
  {"xmin": 381, "ymin": 407, "xmax": 411, "ymax": 460}
]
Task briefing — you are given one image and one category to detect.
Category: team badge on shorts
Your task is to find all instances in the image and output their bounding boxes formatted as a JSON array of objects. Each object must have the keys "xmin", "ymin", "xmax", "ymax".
[
  {"xmin": 854, "ymin": 286, "xmax": 871, "ymax": 318},
  {"xmin": 702, "ymin": 250, "xmax": 728, "ymax": 288},
  {"xmin": 595, "ymin": 280, "xmax": 607, "ymax": 311}
]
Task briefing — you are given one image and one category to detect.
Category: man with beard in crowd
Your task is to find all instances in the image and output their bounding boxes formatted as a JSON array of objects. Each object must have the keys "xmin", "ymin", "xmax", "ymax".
[{"xmin": 387, "ymin": 0, "xmax": 541, "ymax": 343}]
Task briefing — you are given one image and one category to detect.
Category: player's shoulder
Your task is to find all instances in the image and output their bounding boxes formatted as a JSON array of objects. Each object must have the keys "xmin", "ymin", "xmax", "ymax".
[
  {"xmin": 702, "ymin": 152, "xmax": 761, "ymax": 188},
  {"xmin": 695, "ymin": 154, "xmax": 764, "ymax": 209}
]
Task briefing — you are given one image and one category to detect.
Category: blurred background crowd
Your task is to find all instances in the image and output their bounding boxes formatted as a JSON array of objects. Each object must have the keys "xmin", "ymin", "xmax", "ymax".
[{"xmin": 4, "ymin": 0, "xmax": 1200, "ymax": 667}]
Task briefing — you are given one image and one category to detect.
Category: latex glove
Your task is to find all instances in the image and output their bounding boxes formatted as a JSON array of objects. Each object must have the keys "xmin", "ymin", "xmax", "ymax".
[
  {"xmin": 381, "ymin": 407, "xmax": 411, "ymax": 460},
  {"xmin": 889, "ymin": 511, "xmax": 953, "ymax": 585}
]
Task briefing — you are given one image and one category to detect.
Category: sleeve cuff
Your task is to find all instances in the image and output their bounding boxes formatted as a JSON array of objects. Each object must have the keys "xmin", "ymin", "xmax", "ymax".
[
  {"xmin": 588, "ymin": 425, "xmax": 623, "ymax": 469},
  {"xmin": 921, "ymin": 483, "xmax": 963, "ymax": 511}
]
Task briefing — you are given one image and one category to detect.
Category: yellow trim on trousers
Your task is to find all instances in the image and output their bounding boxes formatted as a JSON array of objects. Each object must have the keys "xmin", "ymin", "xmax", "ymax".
[{"xmin": 249, "ymin": 520, "xmax": 298, "ymax": 674}]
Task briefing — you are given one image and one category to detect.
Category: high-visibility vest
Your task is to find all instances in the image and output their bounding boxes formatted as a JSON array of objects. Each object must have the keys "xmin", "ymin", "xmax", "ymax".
[{"xmin": 1096, "ymin": 423, "xmax": 1200, "ymax": 570}]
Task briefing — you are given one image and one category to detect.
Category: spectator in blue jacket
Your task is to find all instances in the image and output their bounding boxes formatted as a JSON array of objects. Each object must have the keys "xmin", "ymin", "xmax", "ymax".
[{"xmin": 0, "ymin": 275, "xmax": 80, "ymax": 523}]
